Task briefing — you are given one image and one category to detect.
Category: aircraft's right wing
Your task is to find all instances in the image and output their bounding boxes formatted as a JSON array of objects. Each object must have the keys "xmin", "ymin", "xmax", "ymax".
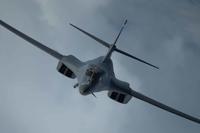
[{"xmin": 0, "ymin": 20, "xmax": 63, "ymax": 60}]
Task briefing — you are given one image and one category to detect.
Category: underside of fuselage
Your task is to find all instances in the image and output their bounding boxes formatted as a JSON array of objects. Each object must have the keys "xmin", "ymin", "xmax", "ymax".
[{"xmin": 78, "ymin": 56, "xmax": 115, "ymax": 95}]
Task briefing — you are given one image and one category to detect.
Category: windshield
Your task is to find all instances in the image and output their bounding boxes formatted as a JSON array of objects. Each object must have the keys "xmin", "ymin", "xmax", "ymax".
[{"xmin": 85, "ymin": 65, "xmax": 102, "ymax": 84}]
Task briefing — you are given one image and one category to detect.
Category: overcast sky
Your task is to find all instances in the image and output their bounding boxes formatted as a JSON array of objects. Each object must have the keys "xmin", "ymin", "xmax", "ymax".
[{"xmin": 0, "ymin": 0, "xmax": 200, "ymax": 133}]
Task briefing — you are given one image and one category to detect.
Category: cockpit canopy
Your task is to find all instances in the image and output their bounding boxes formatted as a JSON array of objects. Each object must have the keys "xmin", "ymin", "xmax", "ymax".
[{"xmin": 85, "ymin": 64, "xmax": 103, "ymax": 82}]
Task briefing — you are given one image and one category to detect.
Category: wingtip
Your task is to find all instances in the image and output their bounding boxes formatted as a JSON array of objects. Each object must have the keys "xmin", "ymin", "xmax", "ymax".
[
  {"xmin": 0, "ymin": 19, "xmax": 4, "ymax": 24},
  {"xmin": 69, "ymin": 23, "xmax": 76, "ymax": 28},
  {"xmin": 148, "ymin": 64, "xmax": 159, "ymax": 70},
  {"xmin": 124, "ymin": 19, "xmax": 128, "ymax": 25},
  {"xmin": 155, "ymin": 66, "xmax": 159, "ymax": 69},
  {"xmin": 151, "ymin": 65, "xmax": 159, "ymax": 69}
]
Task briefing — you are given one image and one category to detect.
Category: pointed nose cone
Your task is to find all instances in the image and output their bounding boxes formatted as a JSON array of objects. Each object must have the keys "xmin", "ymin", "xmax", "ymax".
[{"xmin": 79, "ymin": 84, "xmax": 90, "ymax": 95}]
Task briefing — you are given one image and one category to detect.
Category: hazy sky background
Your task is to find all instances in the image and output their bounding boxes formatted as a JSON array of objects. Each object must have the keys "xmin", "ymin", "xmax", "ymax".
[{"xmin": 0, "ymin": 0, "xmax": 200, "ymax": 133}]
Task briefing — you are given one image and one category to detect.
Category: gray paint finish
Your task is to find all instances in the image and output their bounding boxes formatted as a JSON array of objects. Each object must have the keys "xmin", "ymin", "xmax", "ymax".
[{"xmin": 0, "ymin": 0, "xmax": 200, "ymax": 133}]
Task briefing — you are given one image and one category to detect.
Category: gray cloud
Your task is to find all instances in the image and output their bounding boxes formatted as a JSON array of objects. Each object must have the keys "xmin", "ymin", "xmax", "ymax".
[
  {"xmin": 99, "ymin": 0, "xmax": 200, "ymax": 132},
  {"xmin": 0, "ymin": 0, "xmax": 200, "ymax": 133}
]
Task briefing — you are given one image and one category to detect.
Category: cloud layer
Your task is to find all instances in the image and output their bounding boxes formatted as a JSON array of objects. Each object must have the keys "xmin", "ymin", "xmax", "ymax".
[{"xmin": 0, "ymin": 0, "xmax": 200, "ymax": 133}]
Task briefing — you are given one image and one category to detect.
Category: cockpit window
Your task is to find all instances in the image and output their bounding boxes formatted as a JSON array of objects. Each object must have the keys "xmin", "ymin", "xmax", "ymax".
[
  {"xmin": 86, "ymin": 68, "xmax": 94, "ymax": 76},
  {"xmin": 85, "ymin": 65, "xmax": 104, "ymax": 85}
]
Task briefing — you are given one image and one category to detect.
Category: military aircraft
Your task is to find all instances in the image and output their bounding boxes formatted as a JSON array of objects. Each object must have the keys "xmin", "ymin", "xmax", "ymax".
[{"xmin": 0, "ymin": 19, "xmax": 199, "ymax": 124}]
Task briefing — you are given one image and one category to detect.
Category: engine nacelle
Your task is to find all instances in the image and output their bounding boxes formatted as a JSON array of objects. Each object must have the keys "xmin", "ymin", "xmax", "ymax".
[
  {"xmin": 57, "ymin": 61, "xmax": 76, "ymax": 79},
  {"xmin": 108, "ymin": 90, "xmax": 132, "ymax": 104}
]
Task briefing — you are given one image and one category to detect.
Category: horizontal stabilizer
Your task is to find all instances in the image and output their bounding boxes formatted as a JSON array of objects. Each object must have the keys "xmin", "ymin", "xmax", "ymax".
[
  {"xmin": 115, "ymin": 48, "xmax": 159, "ymax": 69},
  {"xmin": 70, "ymin": 21, "xmax": 158, "ymax": 69},
  {"xmin": 0, "ymin": 20, "xmax": 63, "ymax": 60},
  {"xmin": 70, "ymin": 23, "xmax": 110, "ymax": 48}
]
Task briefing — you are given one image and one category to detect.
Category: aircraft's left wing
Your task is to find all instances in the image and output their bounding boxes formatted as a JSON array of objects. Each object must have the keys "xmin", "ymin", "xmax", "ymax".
[
  {"xmin": 0, "ymin": 20, "xmax": 63, "ymax": 60},
  {"xmin": 129, "ymin": 90, "xmax": 200, "ymax": 124},
  {"xmin": 130, "ymin": 89, "xmax": 200, "ymax": 124},
  {"xmin": 111, "ymin": 78, "xmax": 200, "ymax": 124}
]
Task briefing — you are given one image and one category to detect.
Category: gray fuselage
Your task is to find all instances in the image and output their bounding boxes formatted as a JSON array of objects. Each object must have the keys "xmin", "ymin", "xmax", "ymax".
[{"xmin": 77, "ymin": 56, "xmax": 115, "ymax": 95}]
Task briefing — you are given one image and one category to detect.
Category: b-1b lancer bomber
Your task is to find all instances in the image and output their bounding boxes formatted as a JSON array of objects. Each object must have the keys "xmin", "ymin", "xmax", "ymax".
[{"xmin": 0, "ymin": 19, "xmax": 199, "ymax": 124}]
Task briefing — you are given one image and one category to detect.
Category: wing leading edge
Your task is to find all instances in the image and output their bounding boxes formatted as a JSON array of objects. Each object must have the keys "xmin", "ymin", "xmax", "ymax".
[
  {"xmin": 111, "ymin": 78, "xmax": 200, "ymax": 124},
  {"xmin": 0, "ymin": 20, "xmax": 63, "ymax": 60},
  {"xmin": 130, "ymin": 90, "xmax": 200, "ymax": 124}
]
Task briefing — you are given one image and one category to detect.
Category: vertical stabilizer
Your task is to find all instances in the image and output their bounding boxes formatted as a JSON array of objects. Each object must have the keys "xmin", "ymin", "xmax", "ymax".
[
  {"xmin": 102, "ymin": 19, "xmax": 128, "ymax": 62},
  {"xmin": 70, "ymin": 20, "xmax": 158, "ymax": 69}
]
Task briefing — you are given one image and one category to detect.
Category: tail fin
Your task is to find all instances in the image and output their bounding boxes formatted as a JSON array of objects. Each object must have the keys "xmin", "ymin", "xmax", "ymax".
[
  {"xmin": 107, "ymin": 19, "xmax": 159, "ymax": 69},
  {"xmin": 103, "ymin": 19, "xmax": 128, "ymax": 62},
  {"xmin": 115, "ymin": 48, "xmax": 159, "ymax": 69},
  {"xmin": 69, "ymin": 23, "xmax": 110, "ymax": 48},
  {"xmin": 70, "ymin": 20, "xmax": 159, "ymax": 69},
  {"xmin": 113, "ymin": 19, "xmax": 127, "ymax": 45}
]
